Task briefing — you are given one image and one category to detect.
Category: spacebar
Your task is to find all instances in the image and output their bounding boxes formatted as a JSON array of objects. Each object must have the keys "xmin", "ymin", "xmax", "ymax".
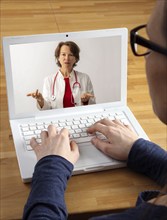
[{"xmin": 73, "ymin": 136, "xmax": 94, "ymax": 144}]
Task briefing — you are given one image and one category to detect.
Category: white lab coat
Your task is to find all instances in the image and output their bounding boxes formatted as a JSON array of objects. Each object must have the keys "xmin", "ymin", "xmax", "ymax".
[{"xmin": 38, "ymin": 70, "xmax": 96, "ymax": 110}]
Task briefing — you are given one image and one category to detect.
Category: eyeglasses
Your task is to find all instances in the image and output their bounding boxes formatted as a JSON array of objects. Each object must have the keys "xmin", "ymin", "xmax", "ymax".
[{"xmin": 130, "ymin": 24, "xmax": 167, "ymax": 56}]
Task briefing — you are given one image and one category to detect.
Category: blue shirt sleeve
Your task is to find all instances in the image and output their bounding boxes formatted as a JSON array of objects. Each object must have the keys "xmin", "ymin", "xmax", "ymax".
[
  {"xmin": 127, "ymin": 138, "xmax": 167, "ymax": 186},
  {"xmin": 22, "ymin": 155, "xmax": 73, "ymax": 220},
  {"xmin": 23, "ymin": 139, "xmax": 167, "ymax": 220}
]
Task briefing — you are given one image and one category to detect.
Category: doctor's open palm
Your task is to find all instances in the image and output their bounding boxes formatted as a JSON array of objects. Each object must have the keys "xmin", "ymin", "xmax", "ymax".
[
  {"xmin": 27, "ymin": 89, "xmax": 44, "ymax": 108},
  {"xmin": 81, "ymin": 93, "xmax": 94, "ymax": 104}
]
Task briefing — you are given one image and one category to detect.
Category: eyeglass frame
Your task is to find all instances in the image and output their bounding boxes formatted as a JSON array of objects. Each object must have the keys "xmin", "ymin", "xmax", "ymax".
[{"xmin": 130, "ymin": 24, "xmax": 167, "ymax": 56}]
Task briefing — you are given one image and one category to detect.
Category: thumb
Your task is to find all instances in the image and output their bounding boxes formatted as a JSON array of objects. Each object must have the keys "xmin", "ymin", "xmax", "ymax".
[
  {"xmin": 70, "ymin": 140, "xmax": 78, "ymax": 151},
  {"xmin": 70, "ymin": 141, "xmax": 80, "ymax": 155},
  {"xmin": 30, "ymin": 137, "xmax": 39, "ymax": 151}
]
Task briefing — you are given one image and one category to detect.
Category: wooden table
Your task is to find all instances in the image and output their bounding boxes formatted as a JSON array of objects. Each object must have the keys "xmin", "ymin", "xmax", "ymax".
[
  {"xmin": 1, "ymin": 143, "xmax": 161, "ymax": 219},
  {"xmin": 1, "ymin": 0, "xmax": 166, "ymax": 219}
]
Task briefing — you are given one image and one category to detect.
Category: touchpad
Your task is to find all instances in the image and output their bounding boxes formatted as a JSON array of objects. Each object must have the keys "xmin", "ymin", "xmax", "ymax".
[{"xmin": 74, "ymin": 142, "xmax": 115, "ymax": 169}]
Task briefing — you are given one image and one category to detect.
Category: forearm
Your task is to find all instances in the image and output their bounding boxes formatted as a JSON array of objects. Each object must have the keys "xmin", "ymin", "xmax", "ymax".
[
  {"xmin": 127, "ymin": 138, "xmax": 167, "ymax": 186},
  {"xmin": 23, "ymin": 155, "xmax": 73, "ymax": 220}
]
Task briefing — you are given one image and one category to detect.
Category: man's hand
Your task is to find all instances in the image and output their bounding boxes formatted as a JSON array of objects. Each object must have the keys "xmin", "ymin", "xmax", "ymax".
[
  {"xmin": 87, "ymin": 119, "xmax": 139, "ymax": 161},
  {"xmin": 30, "ymin": 125, "xmax": 80, "ymax": 165}
]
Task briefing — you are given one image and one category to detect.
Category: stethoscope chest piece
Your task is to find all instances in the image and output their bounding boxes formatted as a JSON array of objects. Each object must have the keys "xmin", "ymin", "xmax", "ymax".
[{"xmin": 51, "ymin": 95, "xmax": 56, "ymax": 101}]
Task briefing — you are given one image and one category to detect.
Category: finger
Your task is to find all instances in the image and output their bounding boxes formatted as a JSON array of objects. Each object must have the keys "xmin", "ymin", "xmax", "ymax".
[
  {"xmin": 70, "ymin": 140, "xmax": 79, "ymax": 153},
  {"xmin": 47, "ymin": 124, "xmax": 57, "ymax": 137},
  {"xmin": 99, "ymin": 118, "xmax": 115, "ymax": 126},
  {"xmin": 27, "ymin": 92, "xmax": 35, "ymax": 97},
  {"xmin": 91, "ymin": 137, "xmax": 111, "ymax": 155},
  {"xmin": 40, "ymin": 130, "xmax": 48, "ymax": 142},
  {"xmin": 36, "ymin": 89, "xmax": 39, "ymax": 96},
  {"xmin": 30, "ymin": 137, "xmax": 39, "ymax": 149},
  {"xmin": 87, "ymin": 122, "xmax": 108, "ymax": 134},
  {"xmin": 81, "ymin": 93, "xmax": 94, "ymax": 99},
  {"xmin": 32, "ymin": 92, "xmax": 36, "ymax": 98},
  {"xmin": 59, "ymin": 127, "xmax": 69, "ymax": 137},
  {"xmin": 112, "ymin": 119, "xmax": 131, "ymax": 129},
  {"xmin": 124, "ymin": 123, "xmax": 134, "ymax": 132},
  {"xmin": 112, "ymin": 119, "xmax": 124, "ymax": 126},
  {"xmin": 86, "ymin": 93, "xmax": 94, "ymax": 98},
  {"xmin": 70, "ymin": 141, "xmax": 80, "ymax": 163}
]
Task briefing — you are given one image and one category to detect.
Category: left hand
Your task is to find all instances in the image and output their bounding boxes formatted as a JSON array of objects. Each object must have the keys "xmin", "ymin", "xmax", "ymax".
[
  {"xmin": 81, "ymin": 93, "xmax": 94, "ymax": 104},
  {"xmin": 30, "ymin": 125, "xmax": 80, "ymax": 164}
]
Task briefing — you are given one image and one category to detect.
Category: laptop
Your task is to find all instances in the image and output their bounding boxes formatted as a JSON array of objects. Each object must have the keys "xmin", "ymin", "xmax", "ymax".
[{"xmin": 2, "ymin": 28, "xmax": 148, "ymax": 182}]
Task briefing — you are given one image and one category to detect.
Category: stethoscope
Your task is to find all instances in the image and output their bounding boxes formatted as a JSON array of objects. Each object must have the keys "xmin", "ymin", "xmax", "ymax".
[{"xmin": 51, "ymin": 70, "xmax": 81, "ymax": 101}]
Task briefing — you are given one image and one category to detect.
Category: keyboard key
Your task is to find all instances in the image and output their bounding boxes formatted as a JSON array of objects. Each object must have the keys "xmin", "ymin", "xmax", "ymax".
[
  {"xmin": 29, "ymin": 126, "xmax": 37, "ymax": 131},
  {"xmin": 37, "ymin": 125, "xmax": 44, "ymax": 130},
  {"xmin": 59, "ymin": 119, "xmax": 66, "ymax": 122},
  {"xmin": 75, "ymin": 129, "xmax": 82, "ymax": 133},
  {"xmin": 26, "ymin": 145, "xmax": 33, "ymax": 151},
  {"xmin": 80, "ymin": 119, "xmax": 87, "ymax": 124},
  {"xmin": 22, "ymin": 127, "xmax": 29, "ymax": 132},
  {"xmin": 79, "ymin": 124, "xmax": 85, "ymax": 128},
  {"xmin": 66, "ymin": 121, "xmax": 73, "ymax": 126},
  {"xmin": 71, "ymin": 125, "xmax": 79, "ymax": 129},
  {"xmin": 34, "ymin": 130, "xmax": 41, "ymax": 134},
  {"xmin": 73, "ymin": 121, "xmax": 80, "ymax": 125},
  {"xmin": 80, "ymin": 133, "xmax": 88, "ymax": 137},
  {"xmin": 59, "ymin": 122, "xmax": 66, "ymax": 127},
  {"xmin": 73, "ymin": 134, "xmax": 80, "ymax": 138},
  {"xmin": 23, "ymin": 131, "xmax": 34, "ymax": 136},
  {"xmin": 24, "ymin": 135, "xmax": 36, "ymax": 141},
  {"xmin": 87, "ymin": 119, "xmax": 95, "ymax": 123}
]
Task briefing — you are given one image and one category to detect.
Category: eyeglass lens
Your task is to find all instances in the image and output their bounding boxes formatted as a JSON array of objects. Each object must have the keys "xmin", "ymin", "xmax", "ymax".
[{"xmin": 134, "ymin": 27, "xmax": 150, "ymax": 55}]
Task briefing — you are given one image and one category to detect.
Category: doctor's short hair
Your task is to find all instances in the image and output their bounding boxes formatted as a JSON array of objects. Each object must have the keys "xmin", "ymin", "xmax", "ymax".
[{"xmin": 55, "ymin": 41, "xmax": 80, "ymax": 67}]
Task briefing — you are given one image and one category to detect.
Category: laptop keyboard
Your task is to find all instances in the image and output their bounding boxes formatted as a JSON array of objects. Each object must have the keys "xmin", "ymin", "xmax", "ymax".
[{"xmin": 20, "ymin": 111, "xmax": 129, "ymax": 151}]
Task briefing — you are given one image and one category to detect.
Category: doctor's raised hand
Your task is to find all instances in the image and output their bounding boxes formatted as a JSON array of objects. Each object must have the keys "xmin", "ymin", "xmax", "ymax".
[
  {"xmin": 27, "ymin": 89, "xmax": 44, "ymax": 108},
  {"xmin": 87, "ymin": 119, "xmax": 139, "ymax": 161},
  {"xmin": 81, "ymin": 93, "xmax": 95, "ymax": 105}
]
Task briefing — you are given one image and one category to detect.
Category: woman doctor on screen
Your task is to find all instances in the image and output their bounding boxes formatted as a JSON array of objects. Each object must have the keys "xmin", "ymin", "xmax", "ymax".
[{"xmin": 27, "ymin": 41, "xmax": 96, "ymax": 110}]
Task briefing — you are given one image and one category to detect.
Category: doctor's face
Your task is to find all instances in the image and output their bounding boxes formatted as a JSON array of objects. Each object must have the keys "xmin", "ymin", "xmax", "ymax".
[{"xmin": 58, "ymin": 45, "xmax": 77, "ymax": 70}]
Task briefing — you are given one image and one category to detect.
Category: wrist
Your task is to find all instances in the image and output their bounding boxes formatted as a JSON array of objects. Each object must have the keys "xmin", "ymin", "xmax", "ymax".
[
  {"xmin": 37, "ymin": 98, "xmax": 44, "ymax": 108},
  {"xmin": 82, "ymin": 100, "xmax": 89, "ymax": 105}
]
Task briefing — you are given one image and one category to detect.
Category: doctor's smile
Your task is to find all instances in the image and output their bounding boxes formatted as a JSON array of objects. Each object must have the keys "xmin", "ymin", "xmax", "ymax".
[{"xmin": 27, "ymin": 41, "xmax": 96, "ymax": 109}]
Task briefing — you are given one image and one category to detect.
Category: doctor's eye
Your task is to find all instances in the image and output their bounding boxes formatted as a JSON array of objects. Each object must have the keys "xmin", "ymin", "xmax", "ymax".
[{"xmin": 69, "ymin": 54, "xmax": 74, "ymax": 57}]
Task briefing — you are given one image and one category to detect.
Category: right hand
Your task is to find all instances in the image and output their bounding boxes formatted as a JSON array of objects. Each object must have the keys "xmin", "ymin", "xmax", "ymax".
[
  {"xmin": 27, "ymin": 89, "xmax": 44, "ymax": 108},
  {"xmin": 81, "ymin": 93, "xmax": 94, "ymax": 104},
  {"xmin": 30, "ymin": 125, "xmax": 80, "ymax": 164},
  {"xmin": 87, "ymin": 119, "xmax": 139, "ymax": 161}
]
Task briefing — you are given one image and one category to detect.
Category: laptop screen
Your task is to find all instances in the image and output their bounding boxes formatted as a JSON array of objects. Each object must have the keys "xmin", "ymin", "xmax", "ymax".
[{"xmin": 3, "ymin": 28, "xmax": 127, "ymax": 118}]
